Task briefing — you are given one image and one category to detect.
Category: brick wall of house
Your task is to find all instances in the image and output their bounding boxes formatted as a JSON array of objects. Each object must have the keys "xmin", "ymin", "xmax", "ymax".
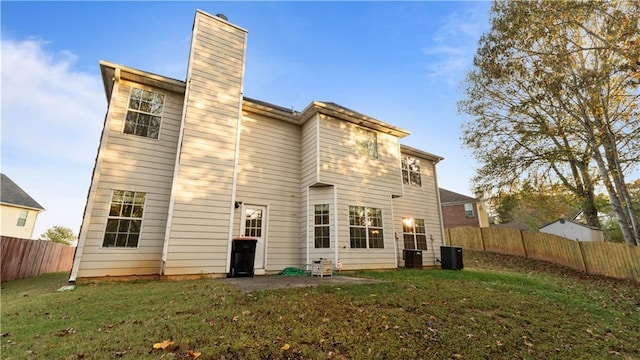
[{"xmin": 442, "ymin": 203, "xmax": 479, "ymax": 228}]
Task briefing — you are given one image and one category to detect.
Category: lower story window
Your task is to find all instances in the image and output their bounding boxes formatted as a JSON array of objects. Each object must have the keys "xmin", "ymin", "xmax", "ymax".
[
  {"xmin": 402, "ymin": 218, "xmax": 427, "ymax": 250},
  {"xmin": 349, "ymin": 206, "xmax": 384, "ymax": 249},
  {"xmin": 102, "ymin": 190, "xmax": 146, "ymax": 248},
  {"xmin": 314, "ymin": 204, "xmax": 330, "ymax": 248}
]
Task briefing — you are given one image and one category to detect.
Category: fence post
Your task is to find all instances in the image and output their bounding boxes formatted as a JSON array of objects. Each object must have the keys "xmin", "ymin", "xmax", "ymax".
[
  {"xmin": 480, "ymin": 228, "xmax": 486, "ymax": 251},
  {"xmin": 577, "ymin": 241, "xmax": 588, "ymax": 273},
  {"xmin": 520, "ymin": 230, "xmax": 528, "ymax": 258}
]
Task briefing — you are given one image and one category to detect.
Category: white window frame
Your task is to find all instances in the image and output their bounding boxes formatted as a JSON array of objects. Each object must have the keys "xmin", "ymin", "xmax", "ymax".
[
  {"xmin": 16, "ymin": 210, "xmax": 28, "ymax": 227},
  {"xmin": 314, "ymin": 204, "xmax": 330, "ymax": 248},
  {"xmin": 355, "ymin": 126, "xmax": 378, "ymax": 160},
  {"xmin": 402, "ymin": 218, "xmax": 427, "ymax": 250},
  {"xmin": 464, "ymin": 203, "xmax": 475, "ymax": 218},
  {"xmin": 349, "ymin": 206, "xmax": 384, "ymax": 249},
  {"xmin": 102, "ymin": 190, "xmax": 146, "ymax": 248},
  {"xmin": 401, "ymin": 155, "xmax": 422, "ymax": 187},
  {"xmin": 123, "ymin": 87, "xmax": 165, "ymax": 139}
]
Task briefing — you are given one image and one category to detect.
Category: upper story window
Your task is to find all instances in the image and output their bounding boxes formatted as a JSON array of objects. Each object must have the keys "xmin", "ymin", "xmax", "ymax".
[
  {"xmin": 402, "ymin": 156, "xmax": 422, "ymax": 186},
  {"xmin": 16, "ymin": 210, "xmax": 28, "ymax": 227},
  {"xmin": 402, "ymin": 218, "xmax": 427, "ymax": 250},
  {"xmin": 124, "ymin": 87, "xmax": 164, "ymax": 139},
  {"xmin": 355, "ymin": 126, "xmax": 378, "ymax": 160},
  {"xmin": 349, "ymin": 206, "xmax": 384, "ymax": 249},
  {"xmin": 464, "ymin": 203, "xmax": 475, "ymax": 218},
  {"xmin": 103, "ymin": 190, "xmax": 146, "ymax": 248},
  {"xmin": 314, "ymin": 204, "xmax": 330, "ymax": 248}
]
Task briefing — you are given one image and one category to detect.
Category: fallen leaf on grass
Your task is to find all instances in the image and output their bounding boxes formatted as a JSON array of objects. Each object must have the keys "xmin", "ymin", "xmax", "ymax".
[
  {"xmin": 153, "ymin": 339, "xmax": 174, "ymax": 350},
  {"xmin": 187, "ymin": 350, "xmax": 202, "ymax": 358},
  {"xmin": 115, "ymin": 350, "xmax": 127, "ymax": 357},
  {"xmin": 281, "ymin": 343, "xmax": 290, "ymax": 351}
]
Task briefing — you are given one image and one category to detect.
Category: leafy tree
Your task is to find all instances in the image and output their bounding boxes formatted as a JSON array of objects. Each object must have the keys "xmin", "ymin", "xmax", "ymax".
[
  {"xmin": 40, "ymin": 226, "xmax": 76, "ymax": 245},
  {"xmin": 492, "ymin": 182, "xmax": 580, "ymax": 230},
  {"xmin": 459, "ymin": 0, "xmax": 640, "ymax": 245}
]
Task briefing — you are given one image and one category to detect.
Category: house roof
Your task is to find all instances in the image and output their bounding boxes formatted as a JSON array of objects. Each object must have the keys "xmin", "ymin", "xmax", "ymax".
[
  {"xmin": 401, "ymin": 144, "xmax": 444, "ymax": 163},
  {"xmin": 0, "ymin": 174, "xmax": 45, "ymax": 210},
  {"xmin": 439, "ymin": 188, "xmax": 476, "ymax": 205},
  {"xmin": 539, "ymin": 218, "xmax": 601, "ymax": 231}
]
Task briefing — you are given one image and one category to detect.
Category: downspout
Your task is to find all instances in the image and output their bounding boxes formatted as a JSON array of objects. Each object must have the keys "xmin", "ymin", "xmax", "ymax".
[
  {"xmin": 306, "ymin": 186, "xmax": 310, "ymax": 265},
  {"xmin": 225, "ymin": 30, "xmax": 249, "ymax": 274},
  {"xmin": 433, "ymin": 161, "xmax": 446, "ymax": 265},
  {"xmin": 69, "ymin": 67, "xmax": 120, "ymax": 282},
  {"xmin": 333, "ymin": 185, "xmax": 339, "ymax": 267},
  {"xmin": 390, "ymin": 194, "xmax": 398, "ymax": 268}
]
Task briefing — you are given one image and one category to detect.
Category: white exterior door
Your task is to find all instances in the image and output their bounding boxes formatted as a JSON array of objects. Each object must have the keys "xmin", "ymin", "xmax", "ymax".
[{"xmin": 241, "ymin": 205, "xmax": 267, "ymax": 273}]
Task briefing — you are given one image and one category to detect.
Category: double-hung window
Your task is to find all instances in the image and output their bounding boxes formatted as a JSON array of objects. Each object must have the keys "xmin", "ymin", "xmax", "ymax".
[
  {"xmin": 401, "ymin": 155, "xmax": 422, "ymax": 186},
  {"xmin": 314, "ymin": 204, "xmax": 330, "ymax": 248},
  {"xmin": 103, "ymin": 190, "xmax": 146, "ymax": 248},
  {"xmin": 402, "ymin": 218, "xmax": 427, "ymax": 250},
  {"xmin": 355, "ymin": 126, "xmax": 378, "ymax": 160},
  {"xmin": 16, "ymin": 210, "xmax": 28, "ymax": 227},
  {"xmin": 349, "ymin": 206, "xmax": 384, "ymax": 249},
  {"xmin": 464, "ymin": 203, "xmax": 475, "ymax": 218},
  {"xmin": 124, "ymin": 87, "xmax": 164, "ymax": 139}
]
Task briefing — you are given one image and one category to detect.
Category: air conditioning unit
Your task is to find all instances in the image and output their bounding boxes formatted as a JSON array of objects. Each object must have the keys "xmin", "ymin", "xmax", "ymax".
[{"xmin": 440, "ymin": 246, "xmax": 463, "ymax": 270}]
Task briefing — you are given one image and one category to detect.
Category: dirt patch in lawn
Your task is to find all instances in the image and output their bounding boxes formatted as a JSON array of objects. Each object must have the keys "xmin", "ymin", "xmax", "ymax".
[{"xmin": 222, "ymin": 274, "xmax": 381, "ymax": 292}]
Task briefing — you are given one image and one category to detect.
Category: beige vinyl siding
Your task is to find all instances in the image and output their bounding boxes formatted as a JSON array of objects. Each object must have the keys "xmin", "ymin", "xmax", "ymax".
[
  {"xmin": 235, "ymin": 111, "xmax": 302, "ymax": 271},
  {"xmin": 392, "ymin": 156, "xmax": 444, "ymax": 267},
  {"xmin": 333, "ymin": 188, "xmax": 397, "ymax": 270},
  {"xmin": 301, "ymin": 115, "xmax": 319, "ymax": 186},
  {"xmin": 163, "ymin": 12, "xmax": 247, "ymax": 275},
  {"xmin": 311, "ymin": 115, "xmax": 402, "ymax": 269},
  {"xmin": 307, "ymin": 186, "xmax": 335, "ymax": 263},
  {"xmin": 74, "ymin": 80, "xmax": 184, "ymax": 278},
  {"xmin": 0, "ymin": 205, "xmax": 40, "ymax": 239},
  {"xmin": 317, "ymin": 115, "xmax": 403, "ymax": 196}
]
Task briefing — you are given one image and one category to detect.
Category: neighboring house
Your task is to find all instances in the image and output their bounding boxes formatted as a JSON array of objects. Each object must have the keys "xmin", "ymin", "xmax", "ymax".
[
  {"xmin": 439, "ymin": 188, "xmax": 488, "ymax": 228},
  {"xmin": 539, "ymin": 218, "xmax": 604, "ymax": 242},
  {"xmin": 0, "ymin": 174, "xmax": 45, "ymax": 239},
  {"xmin": 70, "ymin": 10, "xmax": 446, "ymax": 281}
]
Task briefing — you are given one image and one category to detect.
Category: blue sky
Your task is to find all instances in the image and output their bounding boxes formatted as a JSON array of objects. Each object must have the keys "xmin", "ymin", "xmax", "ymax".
[{"xmin": 1, "ymin": 1, "xmax": 492, "ymax": 238}]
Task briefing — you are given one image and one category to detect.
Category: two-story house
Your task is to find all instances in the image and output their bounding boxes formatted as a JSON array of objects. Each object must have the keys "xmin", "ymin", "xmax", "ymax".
[
  {"xmin": 1, "ymin": 173, "xmax": 45, "ymax": 239},
  {"xmin": 70, "ymin": 10, "xmax": 445, "ymax": 281}
]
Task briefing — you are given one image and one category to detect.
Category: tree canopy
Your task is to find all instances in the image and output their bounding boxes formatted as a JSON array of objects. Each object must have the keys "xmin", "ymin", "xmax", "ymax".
[
  {"xmin": 40, "ymin": 226, "xmax": 76, "ymax": 246},
  {"xmin": 459, "ymin": 0, "xmax": 640, "ymax": 245}
]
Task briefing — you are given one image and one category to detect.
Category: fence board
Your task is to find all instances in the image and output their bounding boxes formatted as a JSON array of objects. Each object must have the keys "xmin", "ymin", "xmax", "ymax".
[
  {"xmin": 580, "ymin": 242, "xmax": 638, "ymax": 281},
  {"xmin": 447, "ymin": 227, "xmax": 483, "ymax": 250},
  {"xmin": 482, "ymin": 227, "xmax": 526, "ymax": 256},
  {"xmin": 1, "ymin": 236, "xmax": 74, "ymax": 282},
  {"xmin": 523, "ymin": 232, "xmax": 586, "ymax": 271}
]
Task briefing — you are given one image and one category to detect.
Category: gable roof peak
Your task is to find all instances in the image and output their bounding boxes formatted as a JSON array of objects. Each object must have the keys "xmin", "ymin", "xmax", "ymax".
[{"xmin": 0, "ymin": 173, "xmax": 45, "ymax": 210}]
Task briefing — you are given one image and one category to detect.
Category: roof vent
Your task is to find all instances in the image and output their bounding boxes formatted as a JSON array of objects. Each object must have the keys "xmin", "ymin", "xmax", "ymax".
[{"xmin": 216, "ymin": 13, "xmax": 228, "ymax": 21}]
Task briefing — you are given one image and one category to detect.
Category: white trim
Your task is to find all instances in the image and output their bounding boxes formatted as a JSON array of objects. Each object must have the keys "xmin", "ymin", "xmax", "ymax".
[
  {"xmin": 390, "ymin": 195, "xmax": 398, "ymax": 268},
  {"xmin": 69, "ymin": 72, "xmax": 121, "ymax": 282},
  {"xmin": 315, "ymin": 116, "xmax": 321, "ymax": 184},
  {"xmin": 306, "ymin": 186, "xmax": 310, "ymax": 265},
  {"xmin": 333, "ymin": 185, "xmax": 339, "ymax": 265},
  {"xmin": 226, "ymin": 22, "xmax": 249, "ymax": 275}
]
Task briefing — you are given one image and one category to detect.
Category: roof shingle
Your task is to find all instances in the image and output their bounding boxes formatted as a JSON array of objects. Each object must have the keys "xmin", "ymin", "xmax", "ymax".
[{"xmin": 0, "ymin": 174, "xmax": 45, "ymax": 210}]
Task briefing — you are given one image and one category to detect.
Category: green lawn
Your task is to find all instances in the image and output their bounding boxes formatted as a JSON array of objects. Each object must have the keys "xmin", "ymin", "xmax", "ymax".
[{"xmin": 1, "ymin": 251, "xmax": 638, "ymax": 359}]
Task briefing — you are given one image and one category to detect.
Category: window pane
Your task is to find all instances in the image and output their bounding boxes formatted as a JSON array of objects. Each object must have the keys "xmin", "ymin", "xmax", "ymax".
[
  {"xmin": 368, "ymin": 228, "xmax": 384, "ymax": 248},
  {"xmin": 402, "ymin": 170, "xmax": 409, "ymax": 184},
  {"xmin": 403, "ymin": 234, "xmax": 415, "ymax": 250},
  {"xmin": 102, "ymin": 233, "xmax": 116, "ymax": 247},
  {"xmin": 415, "ymin": 219, "xmax": 426, "ymax": 234},
  {"xmin": 416, "ymin": 235, "xmax": 428, "ymax": 250},
  {"xmin": 115, "ymin": 233, "xmax": 128, "ymax": 247},
  {"xmin": 105, "ymin": 219, "xmax": 118, "ymax": 232},
  {"xmin": 127, "ymin": 233, "xmax": 139, "ymax": 248},
  {"xmin": 410, "ymin": 171, "xmax": 422, "ymax": 186},
  {"xmin": 350, "ymin": 227, "xmax": 367, "ymax": 248},
  {"xmin": 118, "ymin": 219, "xmax": 130, "ymax": 232}
]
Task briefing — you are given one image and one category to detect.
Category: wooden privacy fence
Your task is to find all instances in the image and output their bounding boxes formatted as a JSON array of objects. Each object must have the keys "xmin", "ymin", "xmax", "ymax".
[
  {"xmin": 1, "ymin": 236, "xmax": 75, "ymax": 283},
  {"xmin": 445, "ymin": 227, "xmax": 640, "ymax": 282}
]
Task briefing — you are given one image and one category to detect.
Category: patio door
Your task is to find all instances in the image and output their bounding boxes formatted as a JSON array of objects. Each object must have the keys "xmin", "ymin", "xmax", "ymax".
[{"xmin": 241, "ymin": 205, "xmax": 267, "ymax": 272}]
